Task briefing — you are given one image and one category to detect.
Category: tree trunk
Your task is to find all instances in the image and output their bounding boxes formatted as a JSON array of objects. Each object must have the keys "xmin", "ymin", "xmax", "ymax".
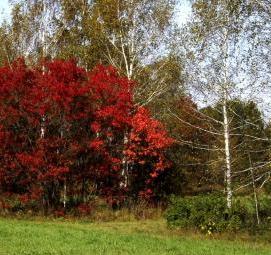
[
  {"xmin": 120, "ymin": 131, "xmax": 129, "ymax": 188},
  {"xmin": 248, "ymin": 152, "xmax": 260, "ymax": 225},
  {"xmin": 223, "ymin": 95, "xmax": 232, "ymax": 209},
  {"xmin": 222, "ymin": 25, "xmax": 233, "ymax": 209}
]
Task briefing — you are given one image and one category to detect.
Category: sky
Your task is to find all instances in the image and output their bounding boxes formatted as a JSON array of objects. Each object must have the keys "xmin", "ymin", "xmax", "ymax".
[
  {"xmin": 0, "ymin": 0, "xmax": 192, "ymax": 26},
  {"xmin": 175, "ymin": 1, "xmax": 192, "ymax": 26},
  {"xmin": 0, "ymin": 0, "xmax": 10, "ymax": 21}
]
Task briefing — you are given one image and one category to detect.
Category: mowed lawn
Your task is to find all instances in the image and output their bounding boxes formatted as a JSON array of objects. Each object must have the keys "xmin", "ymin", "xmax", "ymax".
[{"xmin": 0, "ymin": 218, "xmax": 270, "ymax": 255}]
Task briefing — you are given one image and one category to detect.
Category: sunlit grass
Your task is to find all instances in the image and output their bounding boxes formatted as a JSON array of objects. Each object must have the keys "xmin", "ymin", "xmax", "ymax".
[{"xmin": 0, "ymin": 218, "xmax": 270, "ymax": 255}]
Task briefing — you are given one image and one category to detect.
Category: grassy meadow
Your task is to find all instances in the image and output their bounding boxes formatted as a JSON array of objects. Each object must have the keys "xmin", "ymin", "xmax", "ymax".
[{"xmin": 0, "ymin": 218, "xmax": 270, "ymax": 255}]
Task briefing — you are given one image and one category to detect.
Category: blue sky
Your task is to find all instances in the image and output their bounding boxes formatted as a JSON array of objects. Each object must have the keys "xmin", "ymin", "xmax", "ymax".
[
  {"xmin": 0, "ymin": 0, "xmax": 10, "ymax": 21},
  {"xmin": 0, "ymin": 0, "xmax": 191, "ymax": 26}
]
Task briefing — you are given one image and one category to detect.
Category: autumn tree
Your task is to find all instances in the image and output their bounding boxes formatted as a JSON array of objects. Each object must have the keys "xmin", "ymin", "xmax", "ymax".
[{"xmin": 0, "ymin": 58, "xmax": 173, "ymax": 212}]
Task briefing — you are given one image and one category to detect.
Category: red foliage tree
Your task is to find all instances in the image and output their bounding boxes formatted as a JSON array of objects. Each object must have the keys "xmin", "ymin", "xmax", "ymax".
[
  {"xmin": 126, "ymin": 107, "xmax": 174, "ymax": 199},
  {"xmin": 0, "ymin": 59, "xmax": 173, "ymax": 212}
]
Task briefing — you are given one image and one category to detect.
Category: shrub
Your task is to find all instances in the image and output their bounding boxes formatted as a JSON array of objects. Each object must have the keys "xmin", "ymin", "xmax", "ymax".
[
  {"xmin": 166, "ymin": 193, "xmax": 228, "ymax": 233},
  {"xmin": 165, "ymin": 193, "xmax": 271, "ymax": 233}
]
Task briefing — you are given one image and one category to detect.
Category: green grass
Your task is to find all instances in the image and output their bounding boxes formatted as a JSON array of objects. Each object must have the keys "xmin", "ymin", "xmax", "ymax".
[{"xmin": 0, "ymin": 218, "xmax": 270, "ymax": 255}]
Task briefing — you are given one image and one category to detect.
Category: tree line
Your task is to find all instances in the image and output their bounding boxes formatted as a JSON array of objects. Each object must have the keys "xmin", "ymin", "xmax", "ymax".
[{"xmin": 0, "ymin": 0, "xmax": 270, "ymax": 214}]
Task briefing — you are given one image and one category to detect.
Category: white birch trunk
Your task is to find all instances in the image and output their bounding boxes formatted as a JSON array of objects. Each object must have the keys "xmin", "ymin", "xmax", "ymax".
[
  {"xmin": 248, "ymin": 152, "xmax": 260, "ymax": 224},
  {"xmin": 222, "ymin": 94, "xmax": 232, "ymax": 209},
  {"xmin": 40, "ymin": 0, "xmax": 46, "ymax": 138},
  {"xmin": 222, "ymin": 27, "xmax": 232, "ymax": 209},
  {"xmin": 120, "ymin": 132, "xmax": 129, "ymax": 188}
]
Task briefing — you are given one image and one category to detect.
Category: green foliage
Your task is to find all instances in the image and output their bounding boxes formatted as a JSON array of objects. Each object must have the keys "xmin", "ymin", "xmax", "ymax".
[
  {"xmin": 232, "ymin": 195, "xmax": 271, "ymax": 231},
  {"xmin": 166, "ymin": 193, "xmax": 228, "ymax": 233},
  {"xmin": 166, "ymin": 194, "xmax": 271, "ymax": 234}
]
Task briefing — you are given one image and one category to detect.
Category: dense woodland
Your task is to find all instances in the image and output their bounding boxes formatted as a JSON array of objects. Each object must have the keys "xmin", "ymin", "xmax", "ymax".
[{"xmin": 0, "ymin": 0, "xmax": 270, "ymax": 228}]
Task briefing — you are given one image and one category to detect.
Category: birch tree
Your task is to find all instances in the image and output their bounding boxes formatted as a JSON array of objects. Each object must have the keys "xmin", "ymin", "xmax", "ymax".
[
  {"xmin": 173, "ymin": 0, "xmax": 270, "ymax": 208},
  {"xmin": 7, "ymin": 0, "xmax": 59, "ymax": 62},
  {"xmin": 52, "ymin": 0, "xmax": 179, "ymax": 104}
]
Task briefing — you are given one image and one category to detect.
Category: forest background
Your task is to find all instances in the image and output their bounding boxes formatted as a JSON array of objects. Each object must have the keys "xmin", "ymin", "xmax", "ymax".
[{"xmin": 0, "ymin": 0, "xmax": 270, "ymax": 233}]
